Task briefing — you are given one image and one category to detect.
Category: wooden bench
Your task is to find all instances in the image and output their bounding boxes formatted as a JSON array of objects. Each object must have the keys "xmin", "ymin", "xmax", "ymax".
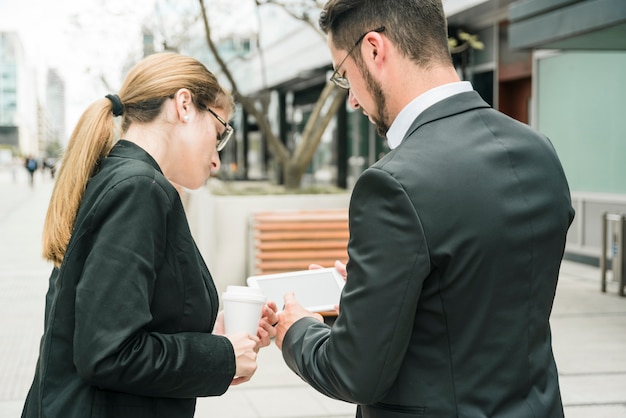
[{"xmin": 249, "ymin": 209, "xmax": 349, "ymax": 276}]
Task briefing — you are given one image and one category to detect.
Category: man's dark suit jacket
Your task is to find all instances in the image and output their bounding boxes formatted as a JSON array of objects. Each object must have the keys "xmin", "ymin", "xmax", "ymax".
[
  {"xmin": 282, "ymin": 91, "xmax": 575, "ymax": 417},
  {"xmin": 22, "ymin": 141, "xmax": 235, "ymax": 418}
]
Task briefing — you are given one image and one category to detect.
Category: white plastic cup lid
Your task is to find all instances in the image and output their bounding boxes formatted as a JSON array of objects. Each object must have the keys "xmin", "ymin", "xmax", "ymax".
[
  {"xmin": 223, "ymin": 286, "xmax": 266, "ymax": 303},
  {"xmin": 225, "ymin": 285, "xmax": 264, "ymax": 296}
]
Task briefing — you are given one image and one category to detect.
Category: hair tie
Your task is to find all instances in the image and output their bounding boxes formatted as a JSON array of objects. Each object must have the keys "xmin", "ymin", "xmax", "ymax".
[{"xmin": 105, "ymin": 94, "xmax": 124, "ymax": 117}]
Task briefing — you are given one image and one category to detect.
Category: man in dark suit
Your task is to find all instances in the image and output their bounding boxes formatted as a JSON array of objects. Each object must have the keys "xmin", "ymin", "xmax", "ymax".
[{"xmin": 274, "ymin": 0, "xmax": 575, "ymax": 417}]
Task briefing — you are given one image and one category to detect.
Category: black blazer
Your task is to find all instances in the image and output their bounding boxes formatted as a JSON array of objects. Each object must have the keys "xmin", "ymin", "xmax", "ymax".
[
  {"xmin": 22, "ymin": 141, "xmax": 235, "ymax": 418},
  {"xmin": 282, "ymin": 91, "xmax": 575, "ymax": 417}
]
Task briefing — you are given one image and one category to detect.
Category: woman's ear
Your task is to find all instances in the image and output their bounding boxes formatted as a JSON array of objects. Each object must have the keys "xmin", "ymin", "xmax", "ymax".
[{"xmin": 173, "ymin": 88, "xmax": 194, "ymax": 123}]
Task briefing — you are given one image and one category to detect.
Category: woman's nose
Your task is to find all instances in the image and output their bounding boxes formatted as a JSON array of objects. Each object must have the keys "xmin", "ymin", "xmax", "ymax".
[{"xmin": 210, "ymin": 152, "xmax": 221, "ymax": 175}]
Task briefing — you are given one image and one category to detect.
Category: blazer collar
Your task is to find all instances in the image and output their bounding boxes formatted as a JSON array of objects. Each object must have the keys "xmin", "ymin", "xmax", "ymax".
[
  {"xmin": 108, "ymin": 139, "xmax": 163, "ymax": 174},
  {"xmin": 402, "ymin": 91, "xmax": 492, "ymax": 143}
]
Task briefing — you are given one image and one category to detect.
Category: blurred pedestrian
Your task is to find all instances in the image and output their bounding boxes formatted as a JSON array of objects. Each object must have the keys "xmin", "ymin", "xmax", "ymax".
[
  {"xmin": 275, "ymin": 1, "xmax": 575, "ymax": 417},
  {"xmin": 43, "ymin": 157, "xmax": 57, "ymax": 179},
  {"xmin": 22, "ymin": 52, "xmax": 278, "ymax": 418},
  {"xmin": 24, "ymin": 155, "xmax": 37, "ymax": 187}
]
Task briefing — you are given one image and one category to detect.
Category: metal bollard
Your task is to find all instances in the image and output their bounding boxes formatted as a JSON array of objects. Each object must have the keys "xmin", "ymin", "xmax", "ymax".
[{"xmin": 600, "ymin": 212, "xmax": 626, "ymax": 297}]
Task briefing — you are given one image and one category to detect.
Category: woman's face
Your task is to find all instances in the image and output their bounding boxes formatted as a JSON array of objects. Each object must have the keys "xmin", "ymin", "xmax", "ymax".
[{"xmin": 171, "ymin": 105, "xmax": 229, "ymax": 190}]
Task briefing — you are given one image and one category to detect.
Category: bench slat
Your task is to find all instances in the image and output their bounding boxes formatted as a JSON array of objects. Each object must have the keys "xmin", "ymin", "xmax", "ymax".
[
  {"xmin": 257, "ymin": 250, "xmax": 348, "ymax": 260},
  {"xmin": 255, "ymin": 231, "xmax": 349, "ymax": 241},
  {"xmin": 256, "ymin": 260, "xmax": 341, "ymax": 271},
  {"xmin": 255, "ymin": 221, "xmax": 347, "ymax": 231},
  {"xmin": 256, "ymin": 240, "xmax": 347, "ymax": 250},
  {"xmin": 249, "ymin": 209, "xmax": 349, "ymax": 277}
]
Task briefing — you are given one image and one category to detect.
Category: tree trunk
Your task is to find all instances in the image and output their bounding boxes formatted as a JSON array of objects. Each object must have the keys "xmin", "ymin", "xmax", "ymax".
[
  {"xmin": 198, "ymin": 0, "xmax": 347, "ymax": 190},
  {"xmin": 283, "ymin": 161, "xmax": 302, "ymax": 190}
]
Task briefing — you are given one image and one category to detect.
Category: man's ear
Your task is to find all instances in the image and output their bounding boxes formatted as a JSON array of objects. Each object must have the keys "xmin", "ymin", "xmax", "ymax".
[{"xmin": 362, "ymin": 31, "xmax": 386, "ymax": 68}]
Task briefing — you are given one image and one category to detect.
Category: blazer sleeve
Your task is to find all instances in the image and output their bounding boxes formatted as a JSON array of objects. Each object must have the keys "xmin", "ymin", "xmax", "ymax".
[
  {"xmin": 282, "ymin": 167, "xmax": 431, "ymax": 404},
  {"xmin": 71, "ymin": 174, "xmax": 235, "ymax": 398}
]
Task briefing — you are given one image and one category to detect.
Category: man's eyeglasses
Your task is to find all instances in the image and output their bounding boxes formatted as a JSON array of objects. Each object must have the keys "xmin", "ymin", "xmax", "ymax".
[
  {"xmin": 330, "ymin": 26, "xmax": 385, "ymax": 90},
  {"xmin": 207, "ymin": 108, "xmax": 234, "ymax": 151}
]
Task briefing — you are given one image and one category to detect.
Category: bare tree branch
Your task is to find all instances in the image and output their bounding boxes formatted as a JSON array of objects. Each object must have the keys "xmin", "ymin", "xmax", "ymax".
[
  {"xmin": 255, "ymin": 0, "xmax": 326, "ymax": 41},
  {"xmin": 293, "ymin": 82, "xmax": 346, "ymax": 168},
  {"xmin": 195, "ymin": 0, "xmax": 346, "ymax": 188},
  {"xmin": 152, "ymin": 0, "xmax": 200, "ymax": 50},
  {"xmin": 253, "ymin": 2, "xmax": 270, "ymax": 93},
  {"xmin": 198, "ymin": 0, "xmax": 291, "ymax": 163},
  {"xmin": 198, "ymin": 0, "xmax": 243, "ymax": 98}
]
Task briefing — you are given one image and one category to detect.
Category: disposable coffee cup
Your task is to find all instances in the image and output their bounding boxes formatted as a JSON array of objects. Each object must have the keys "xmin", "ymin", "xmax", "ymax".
[{"xmin": 222, "ymin": 286, "xmax": 267, "ymax": 336}]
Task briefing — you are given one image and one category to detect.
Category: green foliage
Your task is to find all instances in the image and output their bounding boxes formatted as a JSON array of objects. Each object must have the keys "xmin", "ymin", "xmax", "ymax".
[{"xmin": 448, "ymin": 30, "xmax": 484, "ymax": 54}]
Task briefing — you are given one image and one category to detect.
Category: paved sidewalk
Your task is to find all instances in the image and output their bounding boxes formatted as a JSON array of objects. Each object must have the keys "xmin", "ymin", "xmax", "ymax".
[{"xmin": 1, "ymin": 168, "xmax": 625, "ymax": 417}]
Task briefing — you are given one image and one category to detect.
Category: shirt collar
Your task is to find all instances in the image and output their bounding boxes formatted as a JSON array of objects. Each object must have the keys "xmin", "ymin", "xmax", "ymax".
[{"xmin": 386, "ymin": 81, "xmax": 473, "ymax": 149}]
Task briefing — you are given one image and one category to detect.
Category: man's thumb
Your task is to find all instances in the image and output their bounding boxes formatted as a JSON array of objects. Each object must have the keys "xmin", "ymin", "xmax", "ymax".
[{"xmin": 283, "ymin": 291, "xmax": 296, "ymax": 306}]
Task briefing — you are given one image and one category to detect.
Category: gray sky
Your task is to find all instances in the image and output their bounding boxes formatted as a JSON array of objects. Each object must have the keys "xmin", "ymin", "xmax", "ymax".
[
  {"xmin": 0, "ymin": 0, "xmax": 275, "ymax": 138},
  {"xmin": 0, "ymin": 0, "xmax": 157, "ymax": 136}
]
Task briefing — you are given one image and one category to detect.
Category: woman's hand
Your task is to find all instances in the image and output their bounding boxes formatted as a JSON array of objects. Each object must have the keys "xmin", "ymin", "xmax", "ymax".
[
  {"xmin": 214, "ymin": 299, "xmax": 278, "ymax": 351},
  {"xmin": 255, "ymin": 301, "xmax": 278, "ymax": 350},
  {"xmin": 213, "ymin": 311, "xmax": 225, "ymax": 335},
  {"xmin": 226, "ymin": 332, "xmax": 260, "ymax": 386}
]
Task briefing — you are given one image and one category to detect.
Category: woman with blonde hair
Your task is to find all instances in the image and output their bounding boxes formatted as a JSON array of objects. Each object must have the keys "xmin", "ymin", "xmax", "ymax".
[{"xmin": 22, "ymin": 52, "xmax": 278, "ymax": 418}]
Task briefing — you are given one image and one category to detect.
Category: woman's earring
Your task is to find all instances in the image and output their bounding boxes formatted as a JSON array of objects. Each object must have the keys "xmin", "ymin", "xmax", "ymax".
[{"xmin": 183, "ymin": 115, "xmax": 189, "ymax": 122}]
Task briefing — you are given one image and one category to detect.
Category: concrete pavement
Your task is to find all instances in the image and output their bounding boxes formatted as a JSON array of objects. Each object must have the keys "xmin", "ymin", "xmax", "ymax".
[
  {"xmin": 0, "ymin": 168, "xmax": 53, "ymax": 417},
  {"xmin": 1, "ymin": 167, "xmax": 625, "ymax": 417}
]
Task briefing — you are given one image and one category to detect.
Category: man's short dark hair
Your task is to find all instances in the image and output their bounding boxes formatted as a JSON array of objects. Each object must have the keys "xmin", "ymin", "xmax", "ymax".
[{"xmin": 319, "ymin": 0, "xmax": 452, "ymax": 67}]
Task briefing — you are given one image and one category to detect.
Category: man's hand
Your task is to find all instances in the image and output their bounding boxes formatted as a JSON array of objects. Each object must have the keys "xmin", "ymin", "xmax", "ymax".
[
  {"xmin": 309, "ymin": 260, "xmax": 347, "ymax": 314},
  {"xmin": 274, "ymin": 292, "xmax": 323, "ymax": 350},
  {"xmin": 309, "ymin": 260, "xmax": 347, "ymax": 280}
]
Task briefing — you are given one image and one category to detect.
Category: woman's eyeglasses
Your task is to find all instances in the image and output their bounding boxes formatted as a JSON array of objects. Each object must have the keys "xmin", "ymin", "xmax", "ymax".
[{"xmin": 207, "ymin": 108, "xmax": 234, "ymax": 151}]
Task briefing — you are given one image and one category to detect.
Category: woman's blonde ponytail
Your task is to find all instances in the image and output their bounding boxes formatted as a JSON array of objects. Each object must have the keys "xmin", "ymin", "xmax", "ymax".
[
  {"xmin": 41, "ymin": 52, "xmax": 232, "ymax": 267},
  {"xmin": 42, "ymin": 99, "xmax": 117, "ymax": 267}
]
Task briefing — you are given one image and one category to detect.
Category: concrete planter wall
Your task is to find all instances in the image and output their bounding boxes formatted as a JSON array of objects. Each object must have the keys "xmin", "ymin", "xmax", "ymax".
[{"xmin": 185, "ymin": 186, "xmax": 350, "ymax": 296}]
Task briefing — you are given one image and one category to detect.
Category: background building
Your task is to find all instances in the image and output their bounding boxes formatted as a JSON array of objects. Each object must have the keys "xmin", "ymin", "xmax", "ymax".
[
  {"xmin": 45, "ymin": 68, "xmax": 66, "ymax": 148},
  {"xmin": 0, "ymin": 32, "xmax": 39, "ymax": 158},
  {"xmin": 140, "ymin": 0, "xmax": 625, "ymax": 266},
  {"xmin": 0, "ymin": 31, "xmax": 66, "ymax": 167},
  {"xmin": 507, "ymin": 0, "xmax": 626, "ymax": 265}
]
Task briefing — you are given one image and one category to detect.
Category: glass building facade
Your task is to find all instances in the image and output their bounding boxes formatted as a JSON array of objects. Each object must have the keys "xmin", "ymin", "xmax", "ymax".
[{"xmin": 0, "ymin": 32, "xmax": 19, "ymax": 140}]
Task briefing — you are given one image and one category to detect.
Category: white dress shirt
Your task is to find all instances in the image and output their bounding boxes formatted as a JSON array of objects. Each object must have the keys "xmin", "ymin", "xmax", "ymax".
[{"xmin": 386, "ymin": 81, "xmax": 473, "ymax": 149}]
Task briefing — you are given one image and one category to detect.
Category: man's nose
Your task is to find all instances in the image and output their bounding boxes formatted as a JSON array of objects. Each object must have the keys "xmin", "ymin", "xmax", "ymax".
[{"xmin": 348, "ymin": 90, "xmax": 360, "ymax": 109}]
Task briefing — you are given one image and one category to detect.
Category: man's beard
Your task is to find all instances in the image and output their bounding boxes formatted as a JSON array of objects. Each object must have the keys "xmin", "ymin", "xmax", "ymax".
[{"xmin": 364, "ymin": 67, "xmax": 390, "ymax": 138}]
